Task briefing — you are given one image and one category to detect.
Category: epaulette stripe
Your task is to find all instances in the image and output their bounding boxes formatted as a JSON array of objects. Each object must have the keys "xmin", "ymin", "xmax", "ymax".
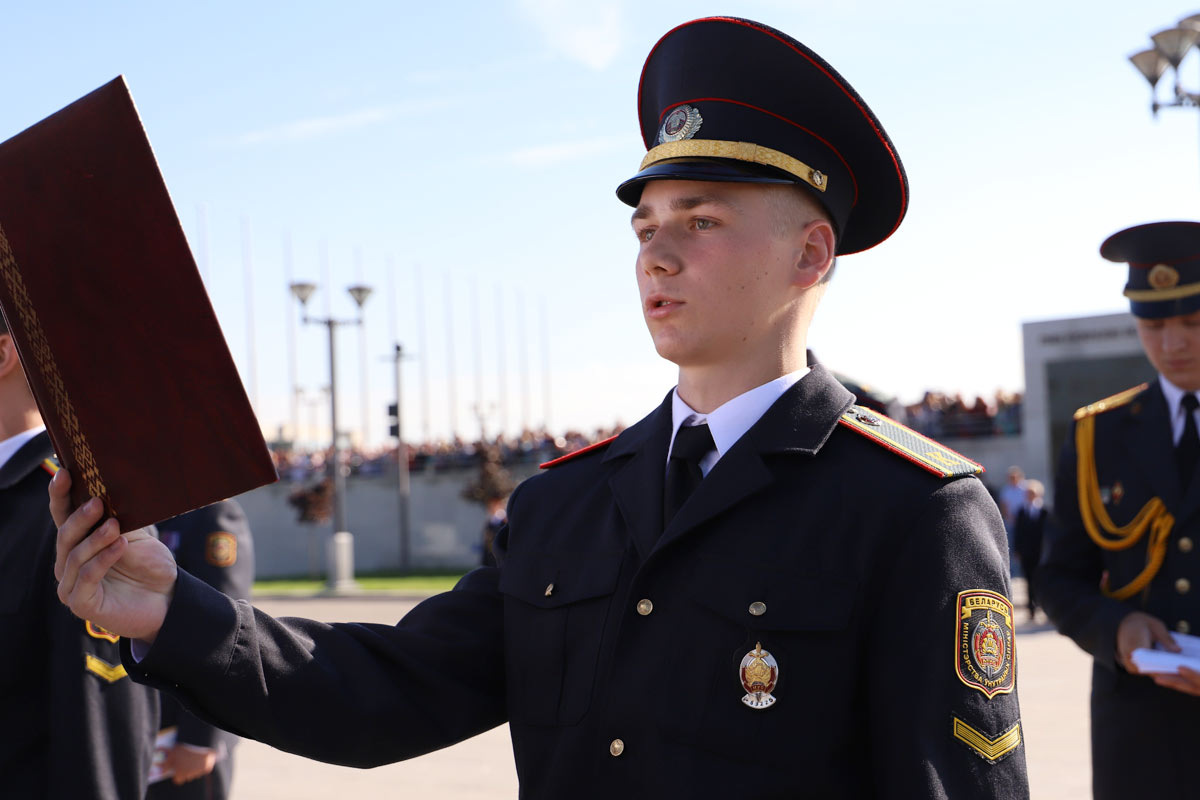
[
  {"xmin": 1073, "ymin": 383, "xmax": 1149, "ymax": 421},
  {"xmin": 40, "ymin": 458, "xmax": 58, "ymax": 476},
  {"xmin": 838, "ymin": 407, "xmax": 982, "ymax": 478},
  {"xmin": 539, "ymin": 435, "xmax": 618, "ymax": 469}
]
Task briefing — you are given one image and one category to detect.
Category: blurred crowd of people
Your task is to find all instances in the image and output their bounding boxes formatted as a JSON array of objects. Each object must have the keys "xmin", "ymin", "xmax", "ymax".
[
  {"xmin": 271, "ymin": 386, "xmax": 1025, "ymax": 489},
  {"xmin": 271, "ymin": 424, "xmax": 628, "ymax": 483},
  {"xmin": 897, "ymin": 389, "xmax": 1023, "ymax": 439}
]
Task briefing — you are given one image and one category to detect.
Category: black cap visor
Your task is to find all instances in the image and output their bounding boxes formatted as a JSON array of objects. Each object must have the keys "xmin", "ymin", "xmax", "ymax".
[
  {"xmin": 616, "ymin": 158, "xmax": 797, "ymax": 206},
  {"xmin": 1129, "ymin": 294, "xmax": 1200, "ymax": 320}
]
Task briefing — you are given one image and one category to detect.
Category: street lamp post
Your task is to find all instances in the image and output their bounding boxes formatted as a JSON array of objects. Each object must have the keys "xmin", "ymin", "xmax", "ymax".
[
  {"xmin": 392, "ymin": 343, "xmax": 412, "ymax": 571},
  {"xmin": 1129, "ymin": 14, "xmax": 1200, "ymax": 172},
  {"xmin": 290, "ymin": 280, "xmax": 372, "ymax": 594}
]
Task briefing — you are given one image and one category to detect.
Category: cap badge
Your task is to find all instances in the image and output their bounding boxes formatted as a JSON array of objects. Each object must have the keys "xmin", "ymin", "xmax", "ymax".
[
  {"xmin": 955, "ymin": 589, "xmax": 1016, "ymax": 699},
  {"xmin": 739, "ymin": 642, "xmax": 779, "ymax": 709},
  {"xmin": 658, "ymin": 105, "xmax": 703, "ymax": 144},
  {"xmin": 1149, "ymin": 263, "xmax": 1180, "ymax": 291}
]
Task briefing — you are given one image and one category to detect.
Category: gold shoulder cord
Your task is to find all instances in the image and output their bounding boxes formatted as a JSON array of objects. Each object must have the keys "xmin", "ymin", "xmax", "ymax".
[{"xmin": 1076, "ymin": 414, "xmax": 1175, "ymax": 599}]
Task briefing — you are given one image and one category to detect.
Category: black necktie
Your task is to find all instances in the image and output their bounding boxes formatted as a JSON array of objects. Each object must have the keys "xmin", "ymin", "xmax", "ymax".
[
  {"xmin": 664, "ymin": 423, "xmax": 715, "ymax": 528},
  {"xmin": 1179, "ymin": 393, "xmax": 1200, "ymax": 489}
]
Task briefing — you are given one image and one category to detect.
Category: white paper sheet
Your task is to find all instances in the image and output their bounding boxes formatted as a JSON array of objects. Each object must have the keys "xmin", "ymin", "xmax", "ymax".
[{"xmin": 1130, "ymin": 631, "xmax": 1200, "ymax": 674}]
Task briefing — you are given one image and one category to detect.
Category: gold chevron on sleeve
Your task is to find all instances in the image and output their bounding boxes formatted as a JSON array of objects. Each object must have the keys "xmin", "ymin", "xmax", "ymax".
[
  {"xmin": 84, "ymin": 653, "xmax": 128, "ymax": 683},
  {"xmin": 952, "ymin": 717, "xmax": 1021, "ymax": 763}
]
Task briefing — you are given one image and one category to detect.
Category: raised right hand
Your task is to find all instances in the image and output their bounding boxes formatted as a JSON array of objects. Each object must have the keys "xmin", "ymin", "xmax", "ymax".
[{"xmin": 51, "ymin": 468, "xmax": 177, "ymax": 643}]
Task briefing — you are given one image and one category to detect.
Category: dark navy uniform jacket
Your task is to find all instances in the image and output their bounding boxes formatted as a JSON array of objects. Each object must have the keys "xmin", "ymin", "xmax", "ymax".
[
  {"xmin": 0, "ymin": 431, "xmax": 158, "ymax": 799},
  {"xmin": 150, "ymin": 500, "xmax": 254, "ymax": 800},
  {"xmin": 123, "ymin": 367, "xmax": 1028, "ymax": 798},
  {"xmin": 1041, "ymin": 381, "xmax": 1200, "ymax": 800}
]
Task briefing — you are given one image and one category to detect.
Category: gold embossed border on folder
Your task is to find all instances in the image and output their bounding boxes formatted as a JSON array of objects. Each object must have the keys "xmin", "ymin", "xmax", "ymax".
[{"xmin": 0, "ymin": 223, "xmax": 108, "ymax": 503}]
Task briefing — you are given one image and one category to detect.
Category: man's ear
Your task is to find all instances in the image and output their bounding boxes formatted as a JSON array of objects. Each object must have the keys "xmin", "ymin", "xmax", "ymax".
[
  {"xmin": 791, "ymin": 218, "xmax": 836, "ymax": 289},
  {"xmin": 0, "ymin": 334, "xmax": 22, "ymax": 380}
]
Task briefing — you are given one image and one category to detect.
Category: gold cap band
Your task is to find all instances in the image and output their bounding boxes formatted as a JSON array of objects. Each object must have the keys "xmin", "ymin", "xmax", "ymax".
[
  {"xmin": 640, "ymin": 139, "xmax": 828, "ymax": 193},
  {"xmin": 1123, "ymin": 282, "xmax": 1200, "ymax": 301}
]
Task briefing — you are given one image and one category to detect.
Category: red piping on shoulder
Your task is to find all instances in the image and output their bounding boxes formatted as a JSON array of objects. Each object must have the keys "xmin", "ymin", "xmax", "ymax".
[{"xmin": 539, "ymin": 435, "xmax": 619, "ymax": 469}]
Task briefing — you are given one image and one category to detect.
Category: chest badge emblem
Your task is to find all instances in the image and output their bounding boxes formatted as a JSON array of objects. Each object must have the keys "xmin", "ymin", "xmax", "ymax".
[{"xmin": 740, "ymin": 642, "xmax": 779, "ymax": 709}]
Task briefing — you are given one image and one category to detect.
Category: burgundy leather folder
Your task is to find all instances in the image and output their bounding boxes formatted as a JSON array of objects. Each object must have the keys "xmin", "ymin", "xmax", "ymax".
[{"xmin": 0, "ymin": 77, "xmax": 277, "ymax": 529}]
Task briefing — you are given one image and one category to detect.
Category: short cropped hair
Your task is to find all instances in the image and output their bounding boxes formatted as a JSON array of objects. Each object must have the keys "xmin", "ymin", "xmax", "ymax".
[{"xmin": 766, "ymin": 184, "xmax": 837, "ymax": 284}]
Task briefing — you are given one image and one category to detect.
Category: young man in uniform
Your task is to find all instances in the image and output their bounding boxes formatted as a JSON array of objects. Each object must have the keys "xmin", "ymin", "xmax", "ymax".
[
  {"xmin": 0, "ymin": 314, "xmax": 158, "ymax": 799},
  {"xmin": 51, "ymin": 17, "xmax": 1028, "ymax": 798},
  {"xmin": 1040, "ymin": 221, "xmax": 1200, "ymax": 800}
]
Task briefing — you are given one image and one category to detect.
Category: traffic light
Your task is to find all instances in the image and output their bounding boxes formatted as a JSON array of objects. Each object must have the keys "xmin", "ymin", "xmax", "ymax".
[{"xmin": 387, "ymin": 403, "xmax": 400, "ymax": 438}]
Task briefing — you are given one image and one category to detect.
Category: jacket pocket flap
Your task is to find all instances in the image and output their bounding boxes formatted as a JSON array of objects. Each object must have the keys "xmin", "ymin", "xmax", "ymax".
[{"xmin": 499, "ymin": 550, "xmax": 624, "ymax": 609}]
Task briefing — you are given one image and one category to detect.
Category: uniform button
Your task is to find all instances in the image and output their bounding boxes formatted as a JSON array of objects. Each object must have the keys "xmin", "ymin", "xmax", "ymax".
[
  {"xmin": 1180, "ymin": 537, "xmax": 1194, "ymax": 553},
  {"xmin": 748, "ymin": 601, "xmax": 767, "ymax": 616},
  {"xmin": 636, "ymin": 599, "xmax": 654, "ymax": 616},
  {"xmin": 1177, "ymin": 578, "xmax": 1191, "ymax": 595},
  {"xmin": 544, "ymin": 583, "xmax": 554, "ymax": 597},
  {"xmin": 609, "ymin": 738, "xmax": 625, "ymax": 757},
  {"xmin": 1178, "ymin": 620, "xmax": 1192, "ymax": 635}
]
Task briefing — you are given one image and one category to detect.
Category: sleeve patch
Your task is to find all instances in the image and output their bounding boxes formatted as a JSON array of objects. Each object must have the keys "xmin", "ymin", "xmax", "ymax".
[
  {"xmin": 955, "ymin": 589, "xmax": 1016, "ymax": 699},
  {"xmin": 206, "ymin": 531, "xmax": 237, "ymax": 567},
  {"xmin": 838, "ymin": 406, "xmax": 982, "ymax": 478},
  {"xmin": 952, "ymin": 716, "xmax": 1021, "ymax": 764},
  {"xmin": 85, "ymin": 620, "xmax": 119, "ymax": 643},
  {"xmin": 84, "ymin": 654, "xmax": 127, "ymax": 683}
]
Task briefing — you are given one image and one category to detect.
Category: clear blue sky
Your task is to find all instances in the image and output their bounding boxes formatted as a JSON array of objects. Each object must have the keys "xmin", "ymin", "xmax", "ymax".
[{"xmin": 4, "ymin": 1, "xmax": 1200, "ymax": 447}]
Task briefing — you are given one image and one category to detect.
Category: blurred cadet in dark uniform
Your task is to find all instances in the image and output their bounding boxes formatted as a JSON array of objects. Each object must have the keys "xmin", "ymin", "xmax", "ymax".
[
  {"xmin": 0, "ymin": 313, "xmax": 158, "ymax": 798},
  {"xmin": 462, "ymin": 446, "xmax": 515, "ymax": 568},
  {"xmin": 148, "ymin": 500, "xmax": 254, "ymax": 800},
  {"xmin": 53, "ymin": 17, "xmax": 1027, "ymax": 798},
  {"xmin": 1013, "ymin": 479, "xmax": 1047, "ymax": 620},
  {"xmin": 1041, "ymin": 221, "xmax": 1200, "ymax": 800}
]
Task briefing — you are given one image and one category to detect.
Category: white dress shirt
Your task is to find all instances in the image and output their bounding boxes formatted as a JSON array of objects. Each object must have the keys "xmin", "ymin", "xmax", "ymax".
[
  {"xmin": 1158, "ymin": 375, "xmax": 1200, "ymax": 446},
  {"xmin": 668, "ymin": 368, "xmax": 809, "ymax": 477}
]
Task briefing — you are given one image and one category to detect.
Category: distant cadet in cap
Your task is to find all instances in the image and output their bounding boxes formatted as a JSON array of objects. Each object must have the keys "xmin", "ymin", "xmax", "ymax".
[
  {"xmin": 52, "ymin": 16, "xmax": 1027, "ymax": 799},
  {"xmin": 1041, "ymin": 221, "xmax": 1200, "ymax": 800}
]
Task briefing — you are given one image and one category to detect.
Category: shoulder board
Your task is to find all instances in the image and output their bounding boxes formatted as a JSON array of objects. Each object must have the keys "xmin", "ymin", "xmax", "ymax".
[
  {"xmin": 838, "ymin": 405, "xmax": 983, "ymax": 478},
  {"xmin": 539, "ymin": 435, "xmax": 618, "ymax": 469},
  {"xmin": 1073, "ymin": 383, "xmax": 1149, "ymax": 421},
  {"xmin": 40, "ymin": 457, "xmax": 59, "ymax": 476}
]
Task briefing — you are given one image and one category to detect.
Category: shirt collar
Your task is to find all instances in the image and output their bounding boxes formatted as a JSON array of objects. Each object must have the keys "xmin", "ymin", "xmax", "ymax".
[
  {"xmin": 669, "ymin": 368, "xmax": 809, "ymax": 462},
  {"xmin": 1159, "ymin": 373, "xmax": 1200, "ymax": 420},
  {"xmin": 1160, "ymin": 374, "xmax": 1200, "ymax": 444},
  {"xmin": 0, "ymin": 426, "xmax": 46, "ymax": 472}
]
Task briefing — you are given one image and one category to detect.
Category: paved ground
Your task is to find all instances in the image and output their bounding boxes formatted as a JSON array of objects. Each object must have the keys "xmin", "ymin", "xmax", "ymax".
[{"xmin": 229, "ymin": 580, "xmax": 1093, "ymax": 799}]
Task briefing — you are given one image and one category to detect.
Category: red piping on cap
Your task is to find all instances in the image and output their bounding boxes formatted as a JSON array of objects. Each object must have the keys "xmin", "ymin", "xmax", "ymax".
[
  {"xmin": 635, "ymin": 16, "xmax": 907, "ymax": 244},
  {"xmin": 1129, "ymin": 251, "xmax": 1200, "ymax": 267},
  {"xmin": 659, "ymin": 97, "xmax": 859, "ymax": 207}
]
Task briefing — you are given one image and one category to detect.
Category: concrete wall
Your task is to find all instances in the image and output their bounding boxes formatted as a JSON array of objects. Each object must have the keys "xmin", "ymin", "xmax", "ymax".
[
  {"xmin": 1022, "ymin": 313, "xmax": 1154, "ymax": 498},
  {"xmin": 239, "ymin": 464, "xmax": 539, "ymax": 579}
]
